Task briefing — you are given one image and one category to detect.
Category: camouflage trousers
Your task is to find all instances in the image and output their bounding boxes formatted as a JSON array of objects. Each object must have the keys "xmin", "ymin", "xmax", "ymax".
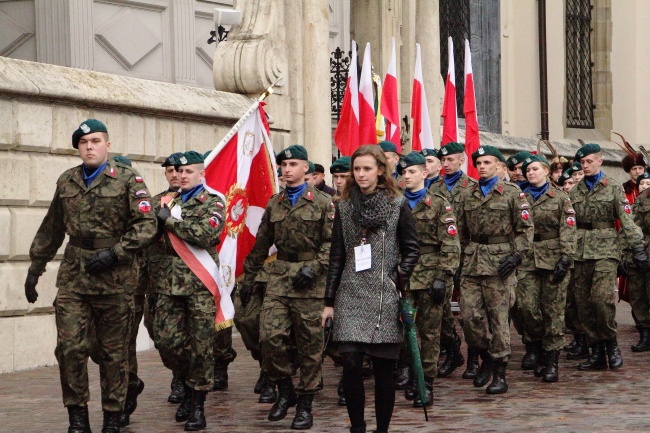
[
  {"xmin": 233, "ymin": 284, "xmax": 265, "ymax": 362},
  {"xmin": 574, "ymin": 259, "xmax": 618, "ymax": 345},
  {"xmin": 127, "ymin": 294, "xmax": 145, "ymax": 386},
  {"xmin": 627, "ymin": 265, "xmax": 650, "ymax": 328},
  {"xmin": 403, "ymin": 275, "xmax": 453, "ymax": 380},
  {"xmin": 143, "ymin": 293, "xmax": 155, "ymax": 341},
  {"xmin": 515, "ymin": 270, "xmax": 568, "ymax": 351},
  {"xmin": 153, "ymin": 291, "xmax": 215, "ymax": 391},
  {"xmin": 260, "ymin": 295, "xmax": 323, "ymax": 395},
  {"xmin": 564, "ymin": 273, "xmax": 584, "ymax": 333},
  {"xmin": 55, "ymin": 290, "xmax": 131, "ymax": 412},
  {"xmin": 213, "ymin": 326, "xmax": 237, "ymax": 366},
  {"xmin": 460, "ymin": 274, "xmax": 516, "ymax": 361}
]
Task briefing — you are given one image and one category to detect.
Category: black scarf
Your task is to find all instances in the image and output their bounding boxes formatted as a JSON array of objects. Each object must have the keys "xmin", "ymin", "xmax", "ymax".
[{"xmin": 350, "ymin": 186, "xmax": 393, "ymax": 231}]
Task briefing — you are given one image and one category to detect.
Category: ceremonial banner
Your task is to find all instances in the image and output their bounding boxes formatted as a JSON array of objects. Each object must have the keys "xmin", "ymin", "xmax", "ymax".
[
  {"xmin": 359, "ymin": 42, "xmax": 378, "ymax": 146},
  {"xmin": 411, "ymin": 43, "xmax": 435, "ymax": 151},
  {"xmin": 380, "ymin": 37, "xmax": 401, "ymax": 151},
  {"xmin": 334, "ymin": 40, "xmax": 360, "ymax": 156},
  {"xmin": 441, "ymin": 36, "xmax": 458, "ymax": 146},
  {"xmin": 463, "ymin": 39, "xmax": 480, "ymax": 179}
]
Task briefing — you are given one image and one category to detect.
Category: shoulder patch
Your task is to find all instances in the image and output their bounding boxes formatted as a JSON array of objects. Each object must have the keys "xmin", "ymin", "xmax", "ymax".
[
  {"xmin": 138, "ymin": 199, "xmax": 152, "ymax": 214},
  {"xmin": 624, "ymin": 204, "xmax": 632, "ymax": 214},
  {"xmin": 566, "ymin": 216, "xmax": 576, "ymax": 226},
  {"xmin": 521, "ymin": 209, "xmax": 530, "ymax": 220},
  {"xmin": 134, "ymin": 189, "xmax": 149, "ymax": 197},
  {"xmin": 135, "ymin": 176, "xmax": 144, "ymax": 183},
  {"xmin": 520, "ymin": 202, "xmax": 530, "ymax": 209},
  {"xmin": 444, "ymin": 217, "xmax": 455, "ymax": 223},
  {"xmin": 445, "ymin": 205, "xmax": 452, "ymax": 212},
  {"xmin": 566, "ymin": 207, "xmax": 575, "ymax": 214},
  {"xmin": 519, "ymin": 192, "xmax": 525, "ymax": 199},
  {"xmin": 447, "ymin": 224, "xmax": 458, "ymax": 236}
]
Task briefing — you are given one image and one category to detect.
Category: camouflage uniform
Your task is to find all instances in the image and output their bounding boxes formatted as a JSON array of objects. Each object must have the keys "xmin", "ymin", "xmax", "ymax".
[
  {"xmin": 630, "ymin": 190, "xmax": 650, "ymax": 328},
  {"xmin": 28, "ymin": 159, "xmax": 157, "ymax": 412},
  {"xmin": 243, "ymin": 185, "xmax": 333, "ymax": 395},
  {"xmin": 570, "ymin": 174, "xmax": 643, "ymax": 345},
  {"xmin": 456, "ymin": 179, "xmax": 534, "ymax": 361},
  {"xmin": 517, "ymin": 187, "xmax": 576, "ymax": 351},
  {"xmin": 407, "ymin": 191, "xmax": 460, "ymax": 379},
  {"xmin": 127, "ymin": 253, "xmax": 148, "ymax": 387},
  {"xmin": 152, "ymin": 188, "xmax": 226, "ymax": 391}
]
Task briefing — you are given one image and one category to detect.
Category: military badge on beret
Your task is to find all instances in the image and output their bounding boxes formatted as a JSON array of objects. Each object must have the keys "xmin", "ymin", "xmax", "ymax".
[
  {"xmin": 285, "ymin": 149, "xmax": 292, "ymax": 158},
  {"xmin": 80, "ymin": 123, "xmax": 90, "ymax": 133},
  {"xmin": 180, "ymin": 156, "xmax": 188, "ymax": 164},
  {"xmin": 478, "ymin": 147, "xmax": 485, "ymax": 155},
  {"xmin": 400, "ymin": 160, "xmax": 407, "ymax": 167},
  {"xmin": 441, "ymin": 148, "xmax": 448, "ymax": 155}
]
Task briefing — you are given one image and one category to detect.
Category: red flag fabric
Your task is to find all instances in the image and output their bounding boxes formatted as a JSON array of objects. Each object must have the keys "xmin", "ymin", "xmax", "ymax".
[
  {"xmin": 463, "ymin": 39, "xmax": 480, "ymax": 179},
  {"xmin": 359, "ymin": 42, "xmax": 378, "ymax": 145},
  {"xmin": 203, "ymin": 101, "xmax": 278, "ymax": 328},
  {"xmin": 441, "ymin": 36, "xmax": 458, "ymax": 146},
  {"xmin": 334, "ymin": 41, "xmax": 360, "ymax": 156},
  {"xmin": 411, "ymin": 43, "xmax": 434, "ymax": 151},
  {"xmin": 380, "ymin": 37, "xmax": 401, "ymax": 152}
]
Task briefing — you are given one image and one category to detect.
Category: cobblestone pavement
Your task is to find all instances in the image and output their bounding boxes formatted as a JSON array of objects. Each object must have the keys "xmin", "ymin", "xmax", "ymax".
[{"xmin": 2, "ymin": 303, "xmax": 650, "ymax": 432}]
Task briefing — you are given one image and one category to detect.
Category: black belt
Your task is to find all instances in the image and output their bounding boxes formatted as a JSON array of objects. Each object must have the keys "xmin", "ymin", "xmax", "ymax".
[
  {"xmin": 68, "ymin": 236, "xmax": 120, "ymax": 250},
  {"xmin": 533, "ymin": 230, "xmax": 560, "ymax": 242},
  {"xmin": 276, "ymin": 251, "xmax": 316, "ymax": 262},
  {"xmin": 469, "ymin": 235, "xmax": 510, "ymax": 245},
  {"xmin": 419, "ymin": 244, "xmax": 441, "ymax": 254},
  {"xmin": 577, "ymin": 221, "xmax": 614, "ymax": 230}
]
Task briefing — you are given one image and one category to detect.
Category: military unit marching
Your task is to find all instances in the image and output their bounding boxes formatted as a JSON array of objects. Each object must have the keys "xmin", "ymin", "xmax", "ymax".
[{"xmin": 24, "ymin": 119, "xmax": 650, "ymax": 433}]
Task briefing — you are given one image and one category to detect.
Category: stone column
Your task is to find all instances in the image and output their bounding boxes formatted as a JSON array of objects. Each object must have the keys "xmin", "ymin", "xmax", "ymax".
[
  {"xmin": 171, "ymin": 0, "xmax": 196, "ymax": 85},
  {"xmin": 301, "ymin": 0, "xmax": 332, "ymax": 166},
  {"xmin": 68, "ymin": 0, "xmax": 94, "ymax": 69}
]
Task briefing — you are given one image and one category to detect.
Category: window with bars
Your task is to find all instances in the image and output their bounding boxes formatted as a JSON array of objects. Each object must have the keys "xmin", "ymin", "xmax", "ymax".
[
  {"xmin": 566, "ymin": 0, "xmax": 594, "ymax": 128},
  {"xmin": 439, "ymin": 0, "xmax": 470, "ymax": 118}
]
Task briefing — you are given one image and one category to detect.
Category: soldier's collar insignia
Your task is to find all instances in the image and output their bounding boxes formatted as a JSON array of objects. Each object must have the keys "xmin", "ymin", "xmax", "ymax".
[
  {"xmin": 602, "ymin": 178, "xmax": 609, "ymax": 186},
  {"xmin": 108, "ymin": 167, "xmax": 117, "ymax": 178},
  {"xmin": 425, "ymin": 196, "xmax": 432, "ymax": 206},
  {"xmin": 305, "ymin": 191, "xmax": 314, "ymax": 201},
  {"xmin": 461, "ymin": 178, "xmax": 469, "ymax": 187},
  {"xmin": 496, "ymin": 185, "xmax": 504, "ymax": 194},
  {"xmin": 197, "ymin": 193, "xmax": 207, "ymax": 203},
  {"xmin": 548, "ymin": 189, "xmax": 555, "ymax": 197}
]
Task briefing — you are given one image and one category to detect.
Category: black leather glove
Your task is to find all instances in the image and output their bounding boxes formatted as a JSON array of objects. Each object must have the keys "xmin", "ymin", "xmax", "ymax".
[
  {"xmin": 85, "ymin": 248, "xmax": 119, "ymax": 274},
  {"xmin": 157, "ymin": 205, "xmax": 172, "ymax": 225},
  {"xmin": 24, "ymin": 272, "xmax": 39, "ymax": 303},
  {"xmin": 617, "ymin": 261, "xmax": 629, "ymax": 278},
  {"xmin": 239, "ymin": 283, "xmax": 254, "ymax": 309},
  {"xmin": 551, "ymin": 256, "xmax": 572, "ymax": 284},
  {"xmin": 291, "ymin": 265, "xmax": 315, "ymax": 291},
  {"xmin": 497, "ymin": 252, "xmax": 522, "ymax": 279},
  {"xmin": 453, "ymin": 266, "xmax": 462, "ymax": 291},
  {"xmin": 632, "ymin": 245, "xmax": 649, "ymax": 270},
  {"xmin": 428, "ymin": 278, "xmax": 446, "ymax": 305}
]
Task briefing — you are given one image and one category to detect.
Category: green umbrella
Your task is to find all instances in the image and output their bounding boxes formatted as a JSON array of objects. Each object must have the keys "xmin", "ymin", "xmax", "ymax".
[{"xmin": 400, "ymin": 297, "xmax": 429, "ymax": 421}]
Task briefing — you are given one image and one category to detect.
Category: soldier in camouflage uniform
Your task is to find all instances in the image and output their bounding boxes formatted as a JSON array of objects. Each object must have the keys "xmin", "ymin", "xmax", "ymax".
[
  {"xmin": 456, "ymin": 145, "xmax": 534, "ymax": 395},
  {"xmin": 379, "ymin": 140, "xmax": 405, "ymax": 189},
  {"xmin": 153, "ymin": 150, "xmax": 226, "ymax": 431},
  {"xmin": 429, "ymin": 142, "xmax": 476, "ymax": 378},
  {"xmin": 240, "ymin": 144, "xmax": 333, "ymax": 430},
  {"xmin": 24, "ymin": 119, "xmax": 158, "ymax": 433},
  {"xmin": 570, "ymin": 143, "xmax": 648, "ymax": 370},
  {"xmin": 516, "ymin": 155, "xmax": 576, "ymax": 382},
  {"xmin": 629, "ymin": 173, "xmax": 650, "ymax": 352},
  {"xmin": 399, "ymin": 152, "xmax": 460, "ymax": 407}
]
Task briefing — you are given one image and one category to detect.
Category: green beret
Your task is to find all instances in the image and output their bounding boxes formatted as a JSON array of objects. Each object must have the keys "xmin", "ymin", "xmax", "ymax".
[
  {"xmin": 378, "ymin": 140, "xmax": 398, "ymax": 154},
  {"xmin": 397, "ymin": 152, "xmax": 426, "ymax": 175},
  {"xmin": 72, "ymin": 118, "xmax": 108, "ymax": 149},
  {"xmin": 472, "ymin": 145, "xmax": 505, "ymax": 166},
  {"xmin": 575, "ymin": 143, "xmax": 601, "ymax": 161},
  {"xmin": 571, "ymin": 161, "xmax": 583, "ymax": 171},
  {"xmin": 557, "ymin": 167, "xmax": 573, "ymax": 186},
  {"xmin": 306, "ymin": 161, "xmax": 315, "ymax": 174},
  {"xmin": 276, "ymin": 144, "xmax": 308, "ymax": 164},
  {"xmin": 421, "ymin": 148, "xmax": 439, "ymax": 158},
  {"xmin": 330, "ymin": 156, "xmax": 351, "ymax": 174},
  {"xmin": 203, "ymin": 150, "xmax": 212, "ymax": 160},
  {"xmin": 112, "ymin": 155, "xmax": 132, "ymax": 167},
  {"xmin": 437, "ymin": 142, "xmax": 465, "ymax": 158},
  {"xmin": 637, "ymin": 172, "xmax": 650, "ymax": 182},
  {"xmin": 176, "ymin": 150, "xmax": 205, "ymax": 166},
  {"xmin": 506, "ymin": 151, "xmax": 533, "ymax": 170},
  {"xmin": 161, "ymin": 152, "xmax": 183, "ymax": 167},
  {"xmin": 521, "ymin": 154, "xmax": 550, "ymax": 176}
]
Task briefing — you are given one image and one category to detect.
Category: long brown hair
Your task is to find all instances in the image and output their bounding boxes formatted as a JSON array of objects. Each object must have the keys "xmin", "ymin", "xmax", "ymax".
[{"xmin": 340, "ymin": 145, "xmax": 401, "ymax": 200}]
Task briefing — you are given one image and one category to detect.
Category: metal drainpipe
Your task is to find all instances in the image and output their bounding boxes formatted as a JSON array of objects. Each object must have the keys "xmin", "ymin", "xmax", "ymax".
[{"xmin": 538, "ymin": 0, "xmax": 549, "ymax": 141}]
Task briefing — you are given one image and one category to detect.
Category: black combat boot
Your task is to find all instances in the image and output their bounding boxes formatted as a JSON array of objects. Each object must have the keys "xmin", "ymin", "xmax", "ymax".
[
  {"xmin": 605, "ymin": 338, "xmax": 623, "ymax": 369},
  {"xmin": 564, "ymin": 333, "xmax": 578, "ymax": 352},
  {"xmin": 254, "ymin": 371, "xmax": 266, "ymax": 394},
  {"xmin": 120, "ymin": 378, "xmax": 145, "ymax": 426},
  {"xmin": 533, "ymin": 350, "xmax": 547, "ymax": 378},
  {"xmin": 437, "ymin": 334, "xmax": 465, "ymax": 378},
  {"xmin": 473, "ymin": 349, "xmax": 492, "ymax": 387},
  {"xmin": 631, "ymin": 327, "xmax": 650, "ymax": 352},
  {"xmin": 268, "ymin": 377, "xmax": 297, "ymax": 421},
  {"xmin": 168, "ymin": 376, "xmax": 185, "ymax": 404},
  {"xmin": 212, "ymin": 362, "xmax": 229, "ymax": 390},
  {"xmin": 485, "ymin": 359, "xmax": 508, "ymax": 394},
  {"xmin": 258, "ymin": 375, "xmax": 278, "ymax": 403},
  {"xmin": 67, "ymin": 405, "xmax": 91, "ymax": 433},
  {"xmin": 412, "ymin": 378, "xmax": 433, "ymax": 408},
  {"xmin": 462, "ymin": 348, "xmax": 479, "ymax": 379},
  {"xmin": 577, "ymin": 342, "xmax": 608, "ymax": 371},
  {"xmin": 394, "ymin": 365, "xmax": 410, "ymax": 390},
  {"xmin": 404, "ymin": 376, "xmax": 416, "ymax": 400},
  {"xmin": 184, "ymin": 390, "xmax": 207, "ymax": 431},
  {"xmin": 290, "ymin": 394, "xmax": 314, "ymax": 429},
  {"xmin": 101, "ymin": 411, "xmax": 121, "ymax": 433},
  {"xmin": 566, "ymin": 333, "xmax": 590, "ymax": 360},
  {"xmin": 349, "ymin": 422, "xmax": 367, "ymax": 433},
  {"xmin": 337, "ymin": 377, "xmax": 346, "ymax": 406},
  {"xmin": 175, "ymin": 385, "xmax": 194, "ymax": 422},
  {"xmin": 542, "ymin": 350, "xmax": 560, "ymax": 383},
  {"xmin": 521, "ymin": 341, "xmax": 541, "ymax": 370}
]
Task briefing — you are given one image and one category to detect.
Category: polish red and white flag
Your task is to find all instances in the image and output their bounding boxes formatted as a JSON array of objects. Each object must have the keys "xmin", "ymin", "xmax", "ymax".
[
  {"xmin": 411, "ymin": 43, "xmax": 435, "ymax": 151},
  {"xmin": 358, "ymin": 42, "xmax": 378, "ymax": 146},
  {"xmin": 380, "ymin": 37, "xmax": 401, "ymax": 151},
  {"xmin": 334, "ymin": 40, "xmax": 360, "ymax": 156},
  {"xmin": 463, "ymin": 38, "xmax": 480, "ymax": 179},
  {"xmin": 441, "ymin": 36, "xmax": 458, "ymax": 146}
]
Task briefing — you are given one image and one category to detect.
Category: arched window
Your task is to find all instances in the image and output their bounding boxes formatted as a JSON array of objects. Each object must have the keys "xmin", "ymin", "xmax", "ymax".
[{"xmin": 566, "ymin": 0, "xmax": 595, "ymax": 128}]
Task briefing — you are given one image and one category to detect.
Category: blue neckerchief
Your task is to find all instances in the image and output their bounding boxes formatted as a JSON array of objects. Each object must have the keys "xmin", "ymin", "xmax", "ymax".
[
  {"xmin": 444, "ymin": 170, "xmax": 463, "ymax": 192},
  {"xmin": 285, "ymin": 183, "xmax": 308, "ymax": 206},
  {"xmin": 405, "ymin": 187, "xmax": 428, "ymax": 209},
  {"xmin": 180, "ymin": 184, "xmax": 204, "ymax": 203},
  {"xmin": 424, "ymin": 175, "xmax": 439, "ymax": 189},
  {"xmin": 516, "ymin": 180, "xmax": 531, "ymax": 190},
  {"xmin": 82, "ymin": 161, "xmax": 108, "ymax": 187},
  {"xmin": 524, "ymin": 182, "xmax": 549, "ymax": 202},
  {"xmin": 479, "ymin": 176, "xmax": 499, "ymax": 197},
  {"xmin": 584, "ymin": 171, "xmax": 603, "ymax": 191}
]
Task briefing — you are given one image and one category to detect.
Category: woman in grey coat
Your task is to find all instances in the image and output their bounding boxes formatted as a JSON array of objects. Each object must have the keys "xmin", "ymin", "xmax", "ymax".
[{"xmin": 322, "ymin": 145, "xmax": 420, "ymax": 433}]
